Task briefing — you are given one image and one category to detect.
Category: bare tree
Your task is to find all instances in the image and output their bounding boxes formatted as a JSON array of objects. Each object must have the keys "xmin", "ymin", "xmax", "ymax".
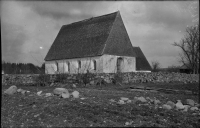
[
  {"xmin": 151, "ymin": 61, "xmax": 160, "ymax": 72},
  {"xmin": 173, "ymin": 24, "xmax": 199, "ymax": 74}
]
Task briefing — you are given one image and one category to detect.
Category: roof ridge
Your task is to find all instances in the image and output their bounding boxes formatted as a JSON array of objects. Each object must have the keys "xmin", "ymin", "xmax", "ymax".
[
  {"xmin": 63, "ymin": 11, "xmax": 119, "ymax": 27},
  {"xmin": 87, "ymin": 11, "xmax": 118, "ymax": 20},
  {"xmin": 101, "ymin": 11, "xmax": 119, "ymax": 55}
]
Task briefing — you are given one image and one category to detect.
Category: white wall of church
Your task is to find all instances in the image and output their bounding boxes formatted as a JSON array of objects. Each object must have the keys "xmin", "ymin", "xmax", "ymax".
[
  {"xmin": 45, "ymin": 55, "xmax": 136, "ymax": 74},
  {"xmin": 122, "ymin": 56, "xmax": 136, "ymax": 72},
  {"xmin": 45, "ymin": 62, "xmax": 57, "ymax": 74},
  {"xmin": 102, "ymin": 54, "xmax": 136, "ymax": 73},
  {"xmin": 45, "ymin": 56, "xmax": 103, "ymax": 74}
]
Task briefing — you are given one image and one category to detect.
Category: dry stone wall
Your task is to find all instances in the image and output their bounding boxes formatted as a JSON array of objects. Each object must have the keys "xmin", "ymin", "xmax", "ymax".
[
  {"xmin": 120, "ymin": 72, "xmax": 199, "ymax": 84},
  {"xmin": 2, "ymin": 72, "xmax": 199, "ymax": 86},
  {"xmin": 2, "ymin": 74, "xmax": 40, "ymax": 85}
]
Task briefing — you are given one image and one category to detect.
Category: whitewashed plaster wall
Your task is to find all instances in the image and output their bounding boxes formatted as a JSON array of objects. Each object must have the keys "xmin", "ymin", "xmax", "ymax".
[
  {"xmin": 123, "ymin": 56, "xmax": 136, "ymax": 72},
  {"xmin": 45, "ymin": 55, "xmax": 136, "ymax": 74},
  {"xmin": 45, "ymin": 56, "xmax": 103, "ymax": 74},
  {"xmin": 102, "ymin": 54, "xmax": 136, "ymax": 73},
  {"xmin": 45, "ymin": 62, "xmax": 57, "ymax": 74}
]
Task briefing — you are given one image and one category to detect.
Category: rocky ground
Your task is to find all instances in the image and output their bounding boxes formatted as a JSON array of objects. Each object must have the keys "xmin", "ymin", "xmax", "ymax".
[{"xmin": 1, "ymin": 83, "xmax": 200, "ymax": 127}]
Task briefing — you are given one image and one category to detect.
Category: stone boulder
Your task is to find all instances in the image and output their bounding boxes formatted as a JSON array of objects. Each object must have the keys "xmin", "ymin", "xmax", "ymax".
[
  {"xmin": 109, "ymin": 99, "xmax": 116, "ymax": 103},
  {"xmin": 61, "ymin": 92, "xmax": 70, "ymax": 98},
  {"xmin": 190, "ymin": 107, "xmax": 198, "ymax": 111},
  {"xmin": 146, "ymin": 97, "xmax": 154, "ymax": 103},
  {"xmin": 71, "ymin": 91, "xmax": 79, "ymax": 98},
  {"xmin": 195, "ymin": 103, "xmax": 200, "ymax": 108},
  {"xmin": 104, "ymin": 78, "xmax": 111, "ymax": 84},
  {"xmin": 17, "ymin": 88, "xmax": 23, "ymax": 93},
  {"xmin": 118, "ymin": 100, "xmax": 125, "ymax": 104},
  {"xmin": 154, "ymin": 99, "xmax": 161, "ymax": 105},
  {"xmin": 120, "ymin": 97, "xmax": 129, "ymax": 101},
  {"xmin": 45, "ymin": 93, "xmax": 52, "ymax": 97},
  {"xmin": 17, "ymin": 88, "xmax": 27, "ymax": 95},
  {"xmin": 53, "ymin": 88, "xmax": 69, "ymax": 96},
  {"xmin": 50, "ymin": 83, "xmax": 54, "ymax": 87},
  {"xmin": 186, "ymin": 99, "xmax": 195, "ymax": 106},
  {"xmin": 126, "ymin": 100, "xmax": 132, "ymax": 103},
  {"xmin": 4, "ymin": 85, "xmax": 17, "ymax": 95},
  {"xmin": 21, "ymin": 90, "xmax": 26, "ymax": 95},
  {"xmin": 166, "ymin": 101, "xmax": 176, "ymax": 109},
  {"xmin": 37, "ymin": 91, "xmax": 43, "ymax": 96},
  {"xmin": 135, "ymin": 96, "xmax": 147, "ymax": 103},
  {"xmin": 90, "ymin": 80, "xmax": 95, "ymax": 85},
  {"xmin": 175, "ymin": 100, "xmax": 185, "ymax": 110},
  {"xmin": 183, "ymin": 105, "xmax": 190, "ymax": 112},
  {"xmin": 162, "ymin": 104, "xmax": 172, "ymax": 110},
  {"xmin": 72, "ymin": 84, "xmax": 76, "ymax": 88}
]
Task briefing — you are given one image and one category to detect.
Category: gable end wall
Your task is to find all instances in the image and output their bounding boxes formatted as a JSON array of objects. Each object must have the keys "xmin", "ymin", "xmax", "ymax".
[{"xmin": 102, "ymin": 54, "xmax": 136, "ymax": 73}]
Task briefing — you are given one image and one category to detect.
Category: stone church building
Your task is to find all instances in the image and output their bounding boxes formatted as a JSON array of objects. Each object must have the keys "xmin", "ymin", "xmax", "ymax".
[{"xmin": 44, "ymin": 11, "xmax": 151, "ymax": 74}]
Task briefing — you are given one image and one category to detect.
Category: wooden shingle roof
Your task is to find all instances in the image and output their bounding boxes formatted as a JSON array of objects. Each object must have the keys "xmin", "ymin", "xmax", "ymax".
[{"xmin": 44, "ymin": 11, "xmax": 136, "ymax": 61}]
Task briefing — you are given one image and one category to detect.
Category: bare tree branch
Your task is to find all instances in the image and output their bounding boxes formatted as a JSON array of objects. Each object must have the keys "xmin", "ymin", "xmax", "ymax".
[
  {"xmin": 151, "ymin": 61, "xmax": 161, "ymax": 72},
  {"xmin": 173, "ymin": 24, "xmax": 199, "ymax": 74}
]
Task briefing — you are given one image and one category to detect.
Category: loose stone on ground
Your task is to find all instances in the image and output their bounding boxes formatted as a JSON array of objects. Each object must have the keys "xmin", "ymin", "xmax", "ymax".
[
  {"xmin": 71, "ymin": 91, "xmax": 79, "ymax": 98},
  {"xmin": 186, "ymin": 99, "xmax": 195, "ymax": 106},
  {"xmin": 4, "ymin": 85, "xmax": 17, "ymax": 95}
]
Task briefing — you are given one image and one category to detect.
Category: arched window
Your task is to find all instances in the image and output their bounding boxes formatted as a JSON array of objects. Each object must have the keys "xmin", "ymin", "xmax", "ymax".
[
  {"xmin": 64, "ymin": 62, "xmax": 69, "ymax": 73},
  {"xmin": 93, "ymin": 60, "xmax": 96, "ymax": 70},
  {"xmin": 78, "ymin": 60, "xmax": 81, "ymax": 69},
  {"xmin": 91, "ymin": 60, "xmax": 96, "ymax": 70},
  {"xmin": 117, "ymin": 57, "xmax": 123, "ymax": 72}
]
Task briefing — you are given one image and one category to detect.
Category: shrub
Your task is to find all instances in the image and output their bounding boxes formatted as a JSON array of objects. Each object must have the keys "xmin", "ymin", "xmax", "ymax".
[
  {"xmin": 54, "ymin": 73, "xmax": 69, "ymax": 84},
  {"xmin": 81, "ymin": 71, "xmax": 94, "ymax": 86},
  {"xmin": 112, "ymin": 73, "xmax": 123, "ymax": 84},
  {"xmin": 73, "ymin": 71, "xmax": 96, "ymax": 86},
  {"xmin": 35, "ymin": 74, "xmax": 50, "ymax": 86},
  {"xmin": 95, "ymin": 78, "xmax": 105, "ymax": 86}
]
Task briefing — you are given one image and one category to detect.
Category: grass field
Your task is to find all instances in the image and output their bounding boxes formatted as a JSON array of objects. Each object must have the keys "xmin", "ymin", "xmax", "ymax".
[{"xmin": 1, "ymin": 83, "xmax": 200, "ymax": 127}]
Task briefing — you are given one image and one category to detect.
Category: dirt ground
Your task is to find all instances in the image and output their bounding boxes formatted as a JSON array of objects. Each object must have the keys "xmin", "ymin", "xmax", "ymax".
[{"xmin": 1, "ymin": 83, "xmax": 200, "ymax": 127}]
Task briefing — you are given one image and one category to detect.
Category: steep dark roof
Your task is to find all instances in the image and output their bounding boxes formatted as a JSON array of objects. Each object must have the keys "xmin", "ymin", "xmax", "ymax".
[
  {"xmin": 103, "ymin": 12, "xmax": 136, "ymax": 57},
  {"xmin": 44, "ymin": 11, "xmax": 136, "ymax": 61},
  {"xmin": 133, "ymin": 47, "xmax": 152, "ymax": 71}
]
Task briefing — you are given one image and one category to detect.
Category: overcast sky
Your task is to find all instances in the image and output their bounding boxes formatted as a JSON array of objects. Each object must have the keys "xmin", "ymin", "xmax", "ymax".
[{"xmin": 1, "ymin": 1, "xmax": 199, "ymax": 68}]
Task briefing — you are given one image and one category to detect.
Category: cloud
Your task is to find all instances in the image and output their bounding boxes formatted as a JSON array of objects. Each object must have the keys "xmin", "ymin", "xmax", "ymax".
[
  {"xmin": 109, "ymin": 1, "xmax": 198, "ymax": 67},
  {"xmin": 1, "ymin": 23, "xmax": 28, "ymax": 62},
  {"xmin": 1, "ymin": 1, "xmax": 198, "ymax": 68},
  {"xmin": 1, "ymin": 1, "xmax": 59, "ymax": 65},
  {"xmin": 143, "ymin": 1, "xmax": 197, "ymax": 31},
  {"xmin": 24, "ymin": 1, "xmax": 95, "ymax": 20}
]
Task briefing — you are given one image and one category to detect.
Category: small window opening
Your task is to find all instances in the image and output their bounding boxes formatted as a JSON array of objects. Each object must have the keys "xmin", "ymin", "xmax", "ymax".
[
  {"xmin": 93, "ymin": 60, "xmax": 96, "ymax": 70},
  {"xmin": 68, "ymin": 62, "xmax": 70, "ymax": 72},
  {"xmin": 56, "ymin": 62, "xmax": 59, "ymax": 72},
  {"xmin": 78, "ymin": 60, "xmax": 81, "ymax": 69}
]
